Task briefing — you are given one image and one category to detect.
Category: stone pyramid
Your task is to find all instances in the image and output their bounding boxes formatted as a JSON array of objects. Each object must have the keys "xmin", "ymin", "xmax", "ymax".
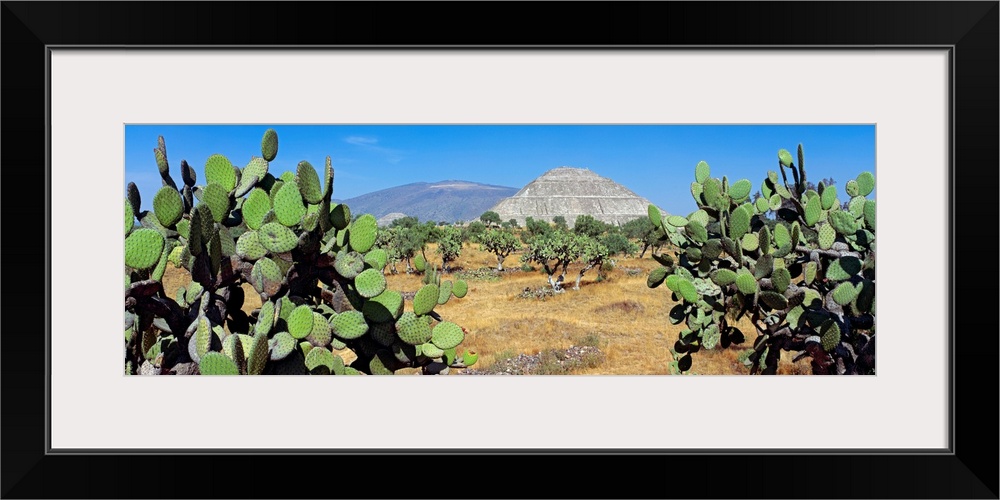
[{"xmin": 489, "ymin": 166, "xmax": 660, "ymax": 228}]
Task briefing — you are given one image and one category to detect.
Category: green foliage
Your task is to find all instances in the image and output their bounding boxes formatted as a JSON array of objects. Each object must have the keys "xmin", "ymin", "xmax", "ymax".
[
  {"xmin": 479, "ymin": 210, "xmax": 501, "ymax": 228},
  {"xmin": 479, "ymin": 228, "xmax": 520, "ymax": 271},
  {"xmin": 572, "ymin": 214, "xmax": 608, "ymax": 238},
  {"xmin": 551, "ymin": 215, "xmax": 568, "ymax": 230},
  {"xmin": 645, "ymin": 144, "xmax": 876, "ymax": 375},
  {"xmin": 435, "ymin": 226, "xmax": 463, "ymax": 271},
  {"xmin": 124, "ymin": 130, "xmax": 475, "ymax": 375}
]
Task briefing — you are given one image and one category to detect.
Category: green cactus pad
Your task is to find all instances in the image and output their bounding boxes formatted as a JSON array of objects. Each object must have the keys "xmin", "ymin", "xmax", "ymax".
[
  {"xmin": 817, "ymin": 223, "xmax": 836, "ymax": 250},
  {"xmin": 413, "ymin": 284, "xmax": 439, "ymax": 316},
  {"xmin": 647, "ymin": 204, "xmax": 662, "ymax": 227},
  {"xmin": 126, "ymin": 182, "xmax": 142, "ymax": 219},
  {"xmin": 757, "ymin": 226, "xmax": 772, "ymax": 255},
  {"xmin": 753, "ymin": 196, "xmax": 769, "ymax": 214},
  {"xmin": 685, "ymin": 220, "xmax": 708, "ymax": 244},
  {"xmin": 690, "ymin": 182, "xmax": 704, "ymax": 204},
  {"xmin": 150, "ymin": 243, "xmax": 172, "ymax": 281},
  {"xmin": 735, "ymin": 269, "xmax": 757, "ymax": 295},
  {"xmin": 420, "ymin": 342, "xmax": 445, "ymax": 359},
  {"xmin": 819, "ymin": 184, "xmax": 837, "ymax": 210},
  {"xmin": 647, "ymin": 266, "xmax": 669, "ymax": 288},
  {"xmin": 255, "ymin": 300, "xmax": 275, "ymax": 336},
  {"xmin": 702, "ymin": 177, "xmax": 722, "ymax": 208},
  {"xmin": 334, "ymin": 250, "xmax": 365, "ymax": 279},
  {"xmin": 305, "ymin": 347, "xmax": 336, "ymax": 373},
  {"xmin": 330, "ymin": 203, "xmax": 351, "ymax": 230},
  {"xmin": 844, "ymin": 179, "xmax": 860, "ymax": 197},
  {"xmin": 437, "ymin": 280, "xmax": 454, "ymax": 305},
  {"xmin": 330, "ymin": 310, "xmax": 369, "ymax": 340},
  {"xmin": 354, "ymin": 268, "xmax": 387, "ymax": 298},
  {"xmin": 367, "ymin": 350, "xmax": 395, "ymax": 375},
  {"xmin": 729, "ymin": 205, "xmax": 751, "ymax": 241},
  {"xmin": 754, "ymin": 254, "xmax": 774, "ymax": 279},
  {"xmin": 125, "ymin": 228, "xmax": 166, "ymax": 270},
  {"xmin": 258, "ymin": 222, "xmax": 298, "ymax": 253},
  {"xmin": 236, "ymin": 230, "xmax": 268, "ymax": 261},
  {"xmin": 802, "ymin": 196, "xmax": 820, "ymax": 226},
  {"xmin": 462, "ymin": 350, "xmax": 479, "ymax": 367},
  {"xmin": 429, "ymin": 322, "xmax": 463, "ymax": 350},
  {"xmin": 261, "ymin": 129, "xmax": 279, "ymax": 161},
  {"xmin": 242, "ymin": 188, "xmax": 271, "ymax": 231},
  {"xmin": 828, "ymin": 210, "xmax": 858, "ymax": 236},
  {"xmin": 666, "ymin": 215, "xmax": 688, "ymax": 227},
  {"xmin": 803, "ymin": 261, "xmax": 818, "ymax": 285},
  {"xmin": 273, "ymin": 181, "xmax": 306, "ymax": 227},
  {"xmin": 369, "ymin": 321, "xmax": 398, "ymax": 347},
  {"xmin": 855, "ymin": 279, "xmax": 875, "ymax": 313},
  {"xmin": 395, "ymin": 311, "xmax": 433, "ymax": 346},
  {"xmin": 204, "ymin": 154, "xmax": 237, "ymax": 193},
  {"xmin": 235, "ymin": 156, "xmax": 269, "ymax": 197},
  {"xmin": 199, "ymin": 352, "xmax": 239, "ymax": 375},
  {"xmin": 728, "ymin": 179, "xmax": 752, "ymax": 201},
  {"xmin": 701, "ymin": 324, "xmax": 721, "ymax": 350},
  {"xmin": 287, "ymin": 305, "xmax": 315, "ymax": 339},
  {"xmin": 771, "ymin": 267, "xmax": 791, "ymax": 293},
  {"xmin": 306, "ymin": 312, "xmax": 332, "ymax": 347},
  {"xmin": 855, "ymin": 171, "xmax": 875, "ymax": 196},
  {"xmin": 295, "ymin": 161, "xmax": 323, "ymax": 204},
  {"xmin": 267, "ymin": 331, "xmax": 296, "ymax": 361},
  {"xmin": 299, "ymin": 341, "xmax": 314, "ymax": 357},
  {"xmin": 759, "ymin": 291, "xmax": 789, "ymax": 310},
  {"xmin": 250, "ymin": 257, "xmax": 282, "ymax": 295},
  {"xmin": 863, "ymin": 200, "xmax": 876, "ymax": 231},
  {"xmin": 827, "ymin": 257, "xmax": 862, "ymax": 282},
  {"xmin": 676, "ymin": 278, "xmax": 699, "ymax": 303},
  {"xmin": 349, "ymin": 214, "xmax": 378, "ymax": 253},
  {"xmin": 740, "ymin": 232, "xmax": 759, "ymax": 252},
  {"xmin": 124, "ymin": 198, "xmax": 135, "ymax": 236},
  {"xmin": 832, "ymin": 282, "xmax": 861, "ymax": 305},
  {"xmin": 364, "ymin": 248, "xmax": 388, "ymax": 271},
  {"xmin": 152, "ymin": 187, "xmax": 183, "ymax": 228},
  {"xmin": 694, "ymin": 160, "xmax": 710, "ymax": 183},
  {"xmin": 664, "ymin": 274, "xmax": 681, "ymax": 292},
  {"xmin": 199, "ymin": 183, "xmax": 228, "ymax": 223},
  {"xmin": 847, "ymin": 195, "xmax": 866, "ymax": 218},
  {"xmin": 777, "ymin": 149, "xmax": 794, "ymax": 167},
  {"xmin": 452, "ymin": 280, "xmax": 468, "ymax": 298},
  {"xmin": 193, "ymin": 316, "xmax": 213, "ymax": 362},
  {"xmin": 363, "ymin": 290, "xmax": 404, "ymax": 323},
  {"xmin": 820, "ymin": 320, "xmax": 840, "ymax": 351},
  {"xmin": 413, "ymin": 254, "xmax": 427, "ymax": 272},
  {"xmin": 710, "ymin": 268, "xmax": 737, "ymax": 287}
]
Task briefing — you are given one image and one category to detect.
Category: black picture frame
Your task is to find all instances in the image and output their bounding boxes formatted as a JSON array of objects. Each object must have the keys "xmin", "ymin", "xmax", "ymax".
[{"xmin": 3, "ymin": 2, "xmax": 997, "ymax": 498}]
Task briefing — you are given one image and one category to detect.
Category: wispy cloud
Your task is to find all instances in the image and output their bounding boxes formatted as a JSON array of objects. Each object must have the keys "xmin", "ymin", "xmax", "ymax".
[{"xmin": 343, "ymin": 136, "xmax": 404, "ymax": 163}]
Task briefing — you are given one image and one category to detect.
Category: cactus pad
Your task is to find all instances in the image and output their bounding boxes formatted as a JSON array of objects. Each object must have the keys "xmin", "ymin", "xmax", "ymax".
[
  {"xmin": 647, "ymin": 266, "xmax": 669, "ymax": 288},
  {"xmin": 676, "ymin": 278, "xmax": 699, "ymax": 303},
  {"xmin": 235, "ymin": 156, "xmax": 269, "ymax": 197},
  {"xmin": 152, "ymin": 187, "xmax": 183, "ymax": 227},
  {"xmin": 349, "ymin": 214, "xmax": 378, "ymax": 253},
  {"xmin": 777, "ymin": 149, "xmax": 794, "ymax": 167},
  {"xmin": 250, "ymin": 257, "xmax": 283, "ymax": 295},
  {"xmin": 413, "ymin": 254, "xmax": 427, "ymax": 272},
  {"xmin": 759, "ymin": 291, "xmax": 789, "ymax": 310},
  {"xmin": 273, "ymin": 181, "xmax": 306, "ymax": 227},
  {"xmin": 863, "ymin": 200, "xmax": 876, "ymax": 231},
  {"xmin": 354, "ymin": 268, "xmax": 387, "ymax": 298},
  {"xmin": 855, "ymin": 171, "xmax": 875, "ymax": 196},
  {"xmin": 437, "ymin": 280, "xmax": 453, "ymax": 305},
  {"xmin": 848, "ymin": 195, "xmax": 866, "ymax": 218},
  {"xmin": 295, "ymin": 161, "xmax": 323, "ymax": 204},
  {"xmin": 369, "ymin": 321, "xmax": 398, "ymax": 346},
  {"xmin": 694, "ymin": 160, "xmax": 710, "ymax": 183},
  {"xmin": 647, "ymin": 204, "xmax": 662, "ymax": 227},
  {"xmin": 395, "ymin": 311, "xmax": 432, "ymax": 345},
  {"xmin": 267, "ymin": 331, "xmax": 296, "ymax": 361},
  {"xmin": 667, "ymin": 215, "xmax": 688, "ymax": 227},
  {"xmin": 236, "ymin": 230, "xmax": 268, "ymax": 261},
  {"xmin": 363, "ymin": 290, "xmax": 404, "ymax": 323},
  {"xmin": 827, "ymin": 257, "xmax": 862, "ymax": 282},
  {"xmin": 364, "ymin": 248, "xmax": 388, "ymax": 271},
  {"xmin": 306, "ymin": 312, "xmax": 332, "ymax": 347},
  {"xmin": 729, "ymin": 178, "xmax": 752, "ymax": 200},
  {"xmin": 452, "ymin": 280, "xmax": 468, "ymax": 298},
  {"xmin": 754, "ymin": 196, "xmax": 770, "ymax": 214},
  {"xmin": 462, "ymin": 350, "xmax": 479, "ymax": 367},
  {"xmin": 124, "ymin": 198, "xmax": 135, "ymax": 236},
  {"xmin": 431, "ymin": 322, "xmax": 465, "ymax": 350},
  {"xmin": 820, "ymin": 184, "xmax": 838, "ymax": 210},
  {"xmin": 305, "ymin": 347, "xmax": 335, "ymax": 373},
  {"xmin": 817, "ymin": 223, "xmax": 836, "ymax": 250},
  {"xmin": 255, "ymin": 300, "xmax": 275, "ymax": 336},
  {"xmin": 334, "ymin": 250, "xmax": 365, "ymax": 279},
  {"xmin": 832, "ymin": 282, "xmax": 861, "ymax": 305},
  {"xmin": 258, "ymin": 222, "xmax": 298, "ymax": 253},
  {"xmin": 287, "ymin": 305, "xmax": 315, "ymax": 339},
  {"xmin": 735, "ymin": 269, "xmax": 757, "ymax": 295},
  {"xmin": 690, "ymin": 182, "xmax": 704, "ymax": 204},
  {"xmin": 125, "ymin": 228, "xmax": 166, "ymax": 270},
  {"xmin": 828, "ymin": 210, "xmax": 858, "ymax": 236},
  {"xmin": 200, "ymin": 183, "xmax": 229, "ymax": 223},
  {"xmin": 420, "ymin": 342, "xmax": 445, "ymax": 359},
  {"xmin": 242, "ymin": 188, "xmax": 271, "ymax": 230},
  {"xmin": 331, "ymin": 310, "xmax": 369, "ymax": 340},
  {"xmin": 710, "ymin": 268, "xmax": 737, "ymax": 287},
  {"xmin": 740, "ymin": 232, "xmax": 759, "ymax": 252},
  {"xmin": 261, "ymin": 129, "xmax": 279, "ymax": 161},
  {"xmin": 369, "ymin": 350, "xmax": 396, "ymax": 375},
  {"xmin": 200, "ymin": 352, "xmax": 239, "ymax": 375},
  {"xmin": 803, "ymin": 196, "xmax": 821, "ymax": 226},
  {"xmin": 820, "ymin": 320, "xmax": 840, "ymax": 351},
  {"xmin": 804, "ymin": 261, "xmax": 818, "ymax": 285},
  {"xmin": 330, "ymin": 204, "xmax": 351, "ymax": 230},
  {"xmin": 413, "ymin": 284, "xmax": 439, "ymax": 316},
  {"xmin": 685, "ymin": 220, "xmax": 708, "ymax": 244},
  {"xmin": 771, "ymin": 267, "xmax": 791, "ymax": 293},
  {"xmin": 204, "ymin": 154, "xmax": 237, "ymax": 192},
  {"xmin": 729, "ymin": 205, "xmax": 751, "ymax": 241}
]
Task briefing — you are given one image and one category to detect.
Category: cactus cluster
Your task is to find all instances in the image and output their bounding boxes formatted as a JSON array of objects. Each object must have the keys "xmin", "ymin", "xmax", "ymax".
[
  {"xmin": 647, "ymin": 145, "xmax": 875, "ymax": 375},
  {"xmin": 124, "ymin": 129, "xmax": 476, "ymax": 375}
]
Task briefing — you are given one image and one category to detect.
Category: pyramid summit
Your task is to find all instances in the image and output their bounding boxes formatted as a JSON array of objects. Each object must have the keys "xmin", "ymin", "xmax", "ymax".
[{"xmin": 489, "ymin": 166, "xmax": 661, "ymax": 228}]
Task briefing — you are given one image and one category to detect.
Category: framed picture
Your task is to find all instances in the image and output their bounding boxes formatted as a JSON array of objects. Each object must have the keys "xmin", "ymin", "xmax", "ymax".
[{"xmin": 4, "ymin": 2, "xmax": 996, "ymax": 498}]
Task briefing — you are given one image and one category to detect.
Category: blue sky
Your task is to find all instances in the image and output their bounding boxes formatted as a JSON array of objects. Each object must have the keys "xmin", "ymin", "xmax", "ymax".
[{"xmin": 125, "ymin": 125, "xmax": 875, "ymax": 217}]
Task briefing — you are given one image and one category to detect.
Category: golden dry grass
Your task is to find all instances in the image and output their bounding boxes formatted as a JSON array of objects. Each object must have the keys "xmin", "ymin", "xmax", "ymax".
[{"xmin": 158, "ymin": 241, "xmax": 814, "ymax": 375}]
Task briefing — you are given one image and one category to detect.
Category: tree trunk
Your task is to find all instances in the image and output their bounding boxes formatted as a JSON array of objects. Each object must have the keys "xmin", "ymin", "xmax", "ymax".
[
  {"xmin": 575, "ymin": 263, "xmax": 595, "ymax": 290},
  {"xmin": 639, "ymin": 243, "xmax": 650, "ymax": 258},
  {"xmin": 497, "ymin": 255, "xmax": 505, "ymax": 271}
]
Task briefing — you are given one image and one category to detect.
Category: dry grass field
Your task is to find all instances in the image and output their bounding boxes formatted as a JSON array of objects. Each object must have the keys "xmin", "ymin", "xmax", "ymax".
[{"xmin": 160, "ymin": 242, "xmax": 813, "ymax": 375}]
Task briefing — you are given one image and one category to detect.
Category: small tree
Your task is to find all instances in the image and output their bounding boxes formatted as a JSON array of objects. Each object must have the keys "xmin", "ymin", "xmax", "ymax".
[
  {"xmin": 524, "ymin": 230, "xmax": 582, "ymax": 292},
  {"xmin": 435, "ymin": 226, "xmax": 463, "ymax": 272},
  {"xmin": 622, "ymin": 217, "xmax": 662, "ymax": 258},
  {"xmin": 552, "ymin": 215, "xmax": 568, "ymax": 230},
  {"xmin": 574, "ymin": 235, "xmax": 609, "ymax": 290},
  {"xmin": 521, "ymin": 216, "xmax": 552, "ymax": 244},
  {"xmin": 573, "ymin": 214, "xmax": 608, "ymax": 238},
  {"xmin": 600, "ymin": 231, "xmax": 638, "ymax": 258},
  {"xmin": 479, "ymin": 228, "xmax": 520, "ymax": 271},
  {"xmin": 462, "ymin": 220, "xmax": 486, "ymax": 243},
  {"xmin": 507, "ymin": 218, "xmax": 519, "ymax": 228},
  {"xmin": 480, "ymin": 210, "xmax": 501, "ymax": 228}
]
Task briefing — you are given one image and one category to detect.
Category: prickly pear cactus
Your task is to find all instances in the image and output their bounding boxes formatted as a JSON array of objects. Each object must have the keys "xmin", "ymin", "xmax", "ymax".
[
  {"xmin": 646, "ymin": 144, "xmax": 875, "ymax": 375},
  {"xmin": 124, "ymin": 129, "xmax": 475, "ymax": 375}
]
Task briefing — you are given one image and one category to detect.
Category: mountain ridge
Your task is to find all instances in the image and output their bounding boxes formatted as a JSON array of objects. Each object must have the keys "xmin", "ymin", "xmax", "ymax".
[{"xmin": 334, "ymin": 180, "xmax": 518, "ymax": 223}]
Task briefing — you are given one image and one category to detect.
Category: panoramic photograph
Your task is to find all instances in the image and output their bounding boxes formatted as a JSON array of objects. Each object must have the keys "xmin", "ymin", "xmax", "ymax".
[{"xmin": 123, "ymin": 125, "xmax": 876, "ymax": 376}]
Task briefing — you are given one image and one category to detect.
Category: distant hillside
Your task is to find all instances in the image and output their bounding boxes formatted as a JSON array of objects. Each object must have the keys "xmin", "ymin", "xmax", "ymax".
[{"xmin": 334, "ymin": 181, "xmax": 518, "ymax": 224}]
